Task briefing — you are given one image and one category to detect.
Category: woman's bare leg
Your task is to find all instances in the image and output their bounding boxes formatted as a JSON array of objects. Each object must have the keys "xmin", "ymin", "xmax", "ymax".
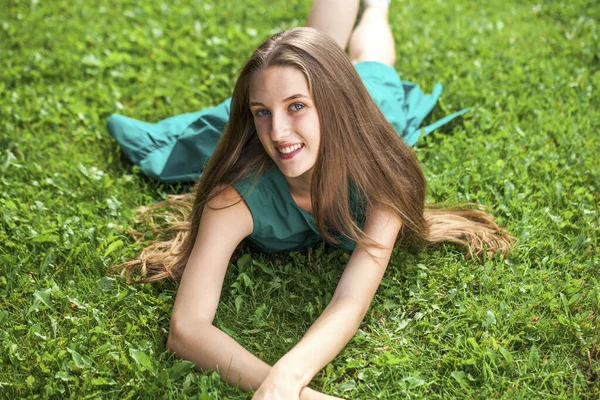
[
  {"xmin": 348, "ymin": 4, "xmax": 396, "ymax": 66},
  {"xmin": 306, "ymin": 0, "xmax": 360, "ymax": 50}
]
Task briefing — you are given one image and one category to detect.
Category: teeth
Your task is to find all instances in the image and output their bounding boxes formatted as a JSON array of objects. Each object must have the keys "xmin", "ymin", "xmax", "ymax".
[{"xmin": 277, "ymin": 144, "xmax": 303, "ymax": 154}]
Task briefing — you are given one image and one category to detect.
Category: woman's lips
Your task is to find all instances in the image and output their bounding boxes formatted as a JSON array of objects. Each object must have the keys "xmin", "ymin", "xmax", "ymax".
[{"xmin": 277, "ymin": 144, "xmax": 305, "ymax": 160}]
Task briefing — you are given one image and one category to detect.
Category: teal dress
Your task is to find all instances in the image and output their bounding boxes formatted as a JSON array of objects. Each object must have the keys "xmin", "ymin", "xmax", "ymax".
[{"xmin": 107, "ymin": 61, "xmax": 468, "ymax": 253}]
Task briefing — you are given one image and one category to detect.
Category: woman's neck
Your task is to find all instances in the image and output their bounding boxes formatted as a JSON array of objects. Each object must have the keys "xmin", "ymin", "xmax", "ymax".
[
  {"xmin": 285, "ymin": 166, "xmax": 313, "ymax": 197},
  {"xmin": 285, "ymin": 170, "xmax": 313, "ymax": 215}
]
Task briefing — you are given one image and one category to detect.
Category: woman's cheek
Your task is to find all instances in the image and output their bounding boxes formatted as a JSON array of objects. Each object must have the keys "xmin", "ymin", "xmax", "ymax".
[{"xmin": 254, "ymin": 122, "xmax": 267, "ymax": 141}]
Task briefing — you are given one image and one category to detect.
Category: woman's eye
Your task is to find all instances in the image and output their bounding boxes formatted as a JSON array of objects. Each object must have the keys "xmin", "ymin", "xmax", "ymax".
[
  {"xmin": 290, "ymin": 103, "xmax": 305, "ymax": 111},
  {"xmin": 255, "ymin": 109, "xmax": 270, "ymax": 117}
]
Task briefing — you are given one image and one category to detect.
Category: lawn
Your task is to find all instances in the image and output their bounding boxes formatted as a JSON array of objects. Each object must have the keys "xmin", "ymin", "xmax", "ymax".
[{"xmin": 1, "ymin": 0, "xmax": 599, "ymax": 398}]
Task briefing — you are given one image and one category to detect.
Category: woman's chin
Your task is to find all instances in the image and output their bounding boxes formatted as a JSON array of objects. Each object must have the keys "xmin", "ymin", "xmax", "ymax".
[
  {"xmin": 277, "ymin": 164, "xmax": 315, "ymax": 181},
  {"xmin": 279, "ymin": 167, "xmax": 306, "ymax": 178}
]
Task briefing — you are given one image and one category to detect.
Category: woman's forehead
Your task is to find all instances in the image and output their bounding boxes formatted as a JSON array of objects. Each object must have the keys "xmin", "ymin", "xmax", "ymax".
[{"xmin": 249, "ymin": 66, "xmax": 311, "ymax": 104}]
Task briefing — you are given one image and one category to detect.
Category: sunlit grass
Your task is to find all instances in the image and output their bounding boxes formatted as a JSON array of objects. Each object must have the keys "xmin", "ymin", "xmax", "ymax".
[{"xmin": 0, "ymin": 0, "xmax": 598, "ymax": 398}]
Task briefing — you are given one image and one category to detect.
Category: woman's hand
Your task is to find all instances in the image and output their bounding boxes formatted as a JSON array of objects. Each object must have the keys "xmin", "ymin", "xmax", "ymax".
[
  {"xmin": 251, "ymin": 373, "xmax": 345, "ymax": 400},
  {"xmin": 301, "ymin": 388, "xmax": 345, "ymax": 400},
  {"xmin": 252, "ymin": 385, "xmax": 345, "ymax": 400},
  {"xmin": 251, "ymin": 385, "xmax": 298, "ymax": 400},
  {"xmin": 251, "ymin": 369, "xmax": 302, "ymax": 400}
]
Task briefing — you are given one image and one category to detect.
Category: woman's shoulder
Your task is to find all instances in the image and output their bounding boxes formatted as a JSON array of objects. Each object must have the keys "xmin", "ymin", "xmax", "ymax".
[
  {"xmin": 232, "ymin": 168, "xmax": 284, "ymax": 204},
  {"xmin": 206, "ymin": 169, "xmax": 294, "ymax": 242},
  {"xmin": 205, "ymin": 183, "xmax": 254, "ymax": 238},
  {"xmin": 230, "ymin": 170, "xmax": 283, "ymax": 225},
  {"xmin": 230, "ymin": 169, "xmax": 323, "ymax": 252},
  {"xmin": 208, "ymin": 183, "xmax": 247, "ymax": 207}
]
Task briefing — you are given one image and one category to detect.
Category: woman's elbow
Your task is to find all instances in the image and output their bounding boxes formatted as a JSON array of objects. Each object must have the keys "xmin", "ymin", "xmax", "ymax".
[{"xmin": 166, "ymin": 314, "xmax": 212, "ymax": 356}]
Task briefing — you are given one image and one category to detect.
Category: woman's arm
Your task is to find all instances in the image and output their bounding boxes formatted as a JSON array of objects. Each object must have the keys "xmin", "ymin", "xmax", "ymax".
[
  {"xmin": 167, "ymin": 185, "xmax": 263, "ymax": 388},
  {"xmin": 255, "ymin": 207, "xmax": 403, "ymax": 396},
  {"xmin": 166, "ymin": 185, "xmax": 338, "ymax": 399}
]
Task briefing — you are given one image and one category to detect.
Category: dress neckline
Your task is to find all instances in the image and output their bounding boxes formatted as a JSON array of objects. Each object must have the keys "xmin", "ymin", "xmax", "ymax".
[
  {"xmin": 270, "ymin": 168, "xmax": 316, "ymax": 221},
  {"xmin": 270, "ymin": 168, "xmax": 357, "ymax": 248}
]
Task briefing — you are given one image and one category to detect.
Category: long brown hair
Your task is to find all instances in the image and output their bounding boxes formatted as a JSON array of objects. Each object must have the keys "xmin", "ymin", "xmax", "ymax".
[{"xmin": 116, "ymin": 27, "xmax": 515, "ymax": 283}]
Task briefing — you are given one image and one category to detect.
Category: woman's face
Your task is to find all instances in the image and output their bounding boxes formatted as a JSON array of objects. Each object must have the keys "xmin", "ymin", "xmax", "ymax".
[{"xmin": 249, "ymin": 66, "xmax": 321, "ymax": 181}]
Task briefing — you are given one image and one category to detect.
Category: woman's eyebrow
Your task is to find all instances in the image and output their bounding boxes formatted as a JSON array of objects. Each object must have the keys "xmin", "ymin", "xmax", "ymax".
[{"xmin": 249, "ymin": 93, "xmax": 310, "ymax": 107}]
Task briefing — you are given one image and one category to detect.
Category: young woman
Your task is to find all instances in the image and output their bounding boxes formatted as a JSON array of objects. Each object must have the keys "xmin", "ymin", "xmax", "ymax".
[{"xmin": 108, "ymin": 1, "xmax": 514, "ymax": 398}]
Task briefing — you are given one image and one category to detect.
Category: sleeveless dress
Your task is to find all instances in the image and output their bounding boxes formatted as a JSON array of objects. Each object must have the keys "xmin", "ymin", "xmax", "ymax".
[{"xmin": 107, "ymin": 61, "xmax": 468, "ymax": 253}]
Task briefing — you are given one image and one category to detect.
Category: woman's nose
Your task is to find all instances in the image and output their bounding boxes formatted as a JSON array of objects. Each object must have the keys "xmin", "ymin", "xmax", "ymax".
[{"xmin": 270, "ymin": 112, "xmax": 290, "ymax": 140}]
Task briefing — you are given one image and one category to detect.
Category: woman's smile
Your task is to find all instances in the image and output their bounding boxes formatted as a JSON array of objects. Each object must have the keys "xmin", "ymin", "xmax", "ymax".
[{"xmin": 277, "ymin": 143, "xmax": 305, "ymax": 159}]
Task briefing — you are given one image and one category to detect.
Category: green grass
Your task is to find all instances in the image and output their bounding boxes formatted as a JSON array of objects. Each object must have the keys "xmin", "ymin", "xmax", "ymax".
[{"xmin": 1, "ymin": 0, "xmax": 599, "ymax": 398}]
